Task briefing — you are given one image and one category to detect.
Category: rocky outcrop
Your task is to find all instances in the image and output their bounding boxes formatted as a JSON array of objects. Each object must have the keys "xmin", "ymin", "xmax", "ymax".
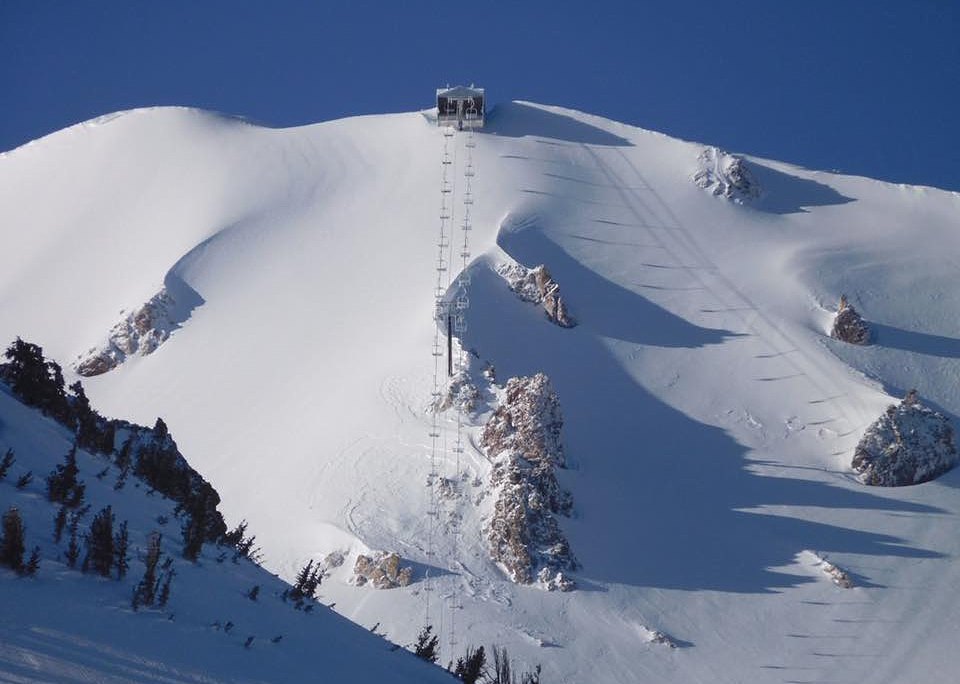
[
  {"xmin": 352, "ymin": 551, "xmax": 413, "ymax": 589},
  {"xmin": 852, "ymin": 390, "xmax": 957, "ymax": 486},
  {"xmin": 481, "ymin": 373, "xmax": 576, "ymax": 590},
  {"xmin": 497, "ymin": 263, "xmax": 576, "ymax": 328},
  {"xmin": 76, "ymin": 288, "xmax": 179, "ymax": 376},
  {"xmin": 830, "ymin": 295, "xmax": 870, "ymax": 345},
  {"xmin": 693, "ymin": 146, "xmax": 760, "ymax": 204},
  {"xmin": 436, "ymin": 368, "xmax": 480, "ymax": 413}
]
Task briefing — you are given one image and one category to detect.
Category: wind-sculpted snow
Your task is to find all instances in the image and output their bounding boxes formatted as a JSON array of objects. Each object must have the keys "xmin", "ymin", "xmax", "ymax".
[{"xmin": 853, "ymin": 390, "xmax": 957, "ymax": 486}]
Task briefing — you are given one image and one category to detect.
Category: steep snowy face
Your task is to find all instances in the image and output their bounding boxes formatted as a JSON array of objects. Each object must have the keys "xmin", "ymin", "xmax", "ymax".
[{"xmin": 3, "ymin": 101, "xmax": 960, "ymax": 684}]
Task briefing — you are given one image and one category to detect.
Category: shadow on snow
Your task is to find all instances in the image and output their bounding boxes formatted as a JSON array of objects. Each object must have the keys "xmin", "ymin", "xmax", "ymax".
[
  {"xmin": 749, "ymin": 162, "xmax": 855, "ymax": 215},
  {"xmin": 484, "ymin": 102, "xmax": 632, "ymax": 148},
  {"xmin": 463, "ymin": 223, "xmax": 943, "ymax": 594}
]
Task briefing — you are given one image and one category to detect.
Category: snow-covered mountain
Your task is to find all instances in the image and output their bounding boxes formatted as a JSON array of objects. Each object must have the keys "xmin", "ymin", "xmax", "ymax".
[
  {"xmin": 3, "ymin": 101, "xmax": 960, "ymax": 683},
  {"xmin": 0, "ymin": 368, "xmax": 452, "ymax": 683}
]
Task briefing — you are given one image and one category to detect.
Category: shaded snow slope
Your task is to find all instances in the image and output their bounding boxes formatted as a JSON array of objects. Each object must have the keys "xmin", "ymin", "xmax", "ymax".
[
  {"xmin": 0, "ymin": 385, "xmax": 450, "ymax": 684},
  {"xmin": 3, "ymin": 101, "xmax": 960, "ymax": 683}
]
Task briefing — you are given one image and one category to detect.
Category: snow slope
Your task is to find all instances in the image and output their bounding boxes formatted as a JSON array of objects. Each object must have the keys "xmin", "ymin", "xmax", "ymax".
[
  {"xmin": 0, "ymin": 384, "xmax": 452, "ymax": 684},
  {"xmin": 3, "ymin": 101, "xmax": 960, "ymax": 683}
]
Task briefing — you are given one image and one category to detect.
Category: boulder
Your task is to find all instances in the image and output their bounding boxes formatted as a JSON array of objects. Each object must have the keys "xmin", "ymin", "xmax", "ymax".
[
  {"xmin": 353, "ymin": 551, "xmax": 413, "ymax": 589},
  {"xmin": 830, "ymin": 295, "xmax": 870, "ymax": 345},
  {"xmin": 693, "ymin": 146, "xmax": 760, "ymax": 204},
  {"xmin": 852, "ymin": 390, "xmax": 957, "ymax": 486},
  {"xmin": 497, "ymin": 263, "xmax": 576, "ymax": 328}
]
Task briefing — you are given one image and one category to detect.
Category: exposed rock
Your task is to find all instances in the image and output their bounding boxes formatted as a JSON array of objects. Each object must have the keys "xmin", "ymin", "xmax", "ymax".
[
  {"xmin": 76, "ymin": 288, "xmax": 179, "ymax": 376},
  {"xmin": 497, "ymin": 263, "xmax": 576, "ymax": 328},
  {"xmin": 852, "ymin": 390, "xmax": 957, "ymax": 486},
  {"xmin": 648, "ymin": 631, "xmax": 679, "ymax": 649},
  {"xmin": 813, "ymin": 553, "xmax": 854, "ymax": 588},
  {"xmin": 830, "ymin": 294, "xmax": 870, "ymax": 345},
  {"xmin": 693, "ymin": 146, "xmax": 760, "ymax": 204},
  {"xmin": 436, "ymin": 369, "xmax": 480, "ymax": 413},
  {"xmin": 481, "ymin": 373, "xmax": 577, "ymax": 588},
  {"xmin": 353, "ymin": 551, "xmax": 413, "ymax": 589}
]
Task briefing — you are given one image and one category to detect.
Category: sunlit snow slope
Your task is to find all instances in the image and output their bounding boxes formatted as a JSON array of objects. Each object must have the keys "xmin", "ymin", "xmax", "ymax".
[{"xmin": 3, "ymin": 102, "xmax": 960, "ymax": 683}]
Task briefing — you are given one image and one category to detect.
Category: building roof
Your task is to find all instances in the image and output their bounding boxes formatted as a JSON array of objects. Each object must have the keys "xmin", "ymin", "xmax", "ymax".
[{"xmin": 436, "ymin": 85, "xmax": 484, "ymax": 99}]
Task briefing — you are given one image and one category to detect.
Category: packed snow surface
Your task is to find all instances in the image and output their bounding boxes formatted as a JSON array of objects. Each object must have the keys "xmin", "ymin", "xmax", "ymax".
[{"xmin": 3, "ymin": 101, "xmax": 960, "ymax": 683}]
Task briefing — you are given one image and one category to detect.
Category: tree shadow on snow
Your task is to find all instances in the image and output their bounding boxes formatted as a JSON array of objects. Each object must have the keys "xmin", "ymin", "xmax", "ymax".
[
  {"xmin": 484, "ymin": 102, "xmax": 632, "ymax": 147},
  {"xmin": 749, "ymin": 162, "xmax": 855, "ymax": 215},
  {"xmin": 464, "ymin": 227, "xmax": 944, "ymax": 594}
]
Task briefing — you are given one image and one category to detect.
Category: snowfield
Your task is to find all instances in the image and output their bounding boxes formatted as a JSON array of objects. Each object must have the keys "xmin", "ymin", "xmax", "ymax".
[{"xmin": 3, "ymin": 101, "xmax": 960, "ymax": 683}]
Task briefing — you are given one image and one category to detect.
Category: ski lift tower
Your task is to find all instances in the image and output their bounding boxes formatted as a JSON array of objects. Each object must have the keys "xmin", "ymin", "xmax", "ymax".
[{"xmin": 436, "ymin": 85, "xmax": 485, "ymax": 130}]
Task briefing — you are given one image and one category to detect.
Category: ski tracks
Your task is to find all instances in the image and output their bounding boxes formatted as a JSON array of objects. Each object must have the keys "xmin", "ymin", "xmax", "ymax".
[{"xmin": 580, "ymin": 143, "xmax": 869, "ymax": 458}]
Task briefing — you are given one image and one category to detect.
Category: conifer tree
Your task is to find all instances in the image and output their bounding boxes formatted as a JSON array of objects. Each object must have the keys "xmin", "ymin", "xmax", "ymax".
[
  {"xmin": 290, "ymin": 559, "xmax": 322, "ymax": 605},
  {"xmin": 454, "ymin": 645, "xmax": 486, "ymax": 684},
  {"xmin": 65, "ymin": 515, "xmax": 81, "ymax": 569},
  {"xmin": 414, "ymin": 625, "xmax": 440, "ymax": 664},
  {"xmin": 46, "ymin": 445, "xmax": 85, "ymax": 508},
  {"xmin": 15, "ymin": 471, "xmax": 32, "ymax": 489},
  {"xmin": 0, "ymin": 507, "xmax": 26, "ymax": 572},
  {"xmin": 0, "ymin": 448, "xmax": 14, "ymax": 481},
  {"xmin": 84, "ymin": 505, "xmax": 115, "ymax": 576},
  {"xmin": 114, "ymin": 520, "xmax": 130, "ymax": 579},
  {"xmin": 53, "ymin": 505, "xmax": 68, "ymax": 543},
  {"xmin": 24, "ymin": 546, "xmax": 40, "ymax": 577}
]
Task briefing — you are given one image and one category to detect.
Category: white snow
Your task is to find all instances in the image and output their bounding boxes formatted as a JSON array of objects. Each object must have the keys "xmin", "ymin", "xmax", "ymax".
[{"xmin": 3, "ymin": 100, "xmax": 960, "ymax": 683}]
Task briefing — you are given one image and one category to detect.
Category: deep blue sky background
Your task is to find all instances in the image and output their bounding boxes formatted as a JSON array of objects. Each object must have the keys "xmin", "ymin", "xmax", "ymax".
[{"xmin": 3, "ymin": 1, "xmax": 958, "ymax": 190}]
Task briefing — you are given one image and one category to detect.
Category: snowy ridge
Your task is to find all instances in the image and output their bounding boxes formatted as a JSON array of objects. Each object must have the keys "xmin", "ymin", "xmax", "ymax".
[
  {"xmin": 2, "ymin": 101, "xmax": 960, "ymax": 682},
  {"xmin": 0, "ymin": 380, "xmax": 449, "ymax": 683}
]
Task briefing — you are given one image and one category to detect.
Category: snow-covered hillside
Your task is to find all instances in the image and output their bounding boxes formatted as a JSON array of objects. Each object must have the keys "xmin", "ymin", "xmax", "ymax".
[
  {"xmin": 0, "ymin": 375, "xmax": 452, "ymax": 683},
  {"xmin": 3, "ymin": 101, "xmax": 960, "ymax": 683}
]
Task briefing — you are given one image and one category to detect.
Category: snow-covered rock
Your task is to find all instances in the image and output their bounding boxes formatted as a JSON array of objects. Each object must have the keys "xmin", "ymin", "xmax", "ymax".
[
  {"xmin": 497, "ymin": 263, "xmax": 576, "ymax": 328},
  {"xmin": 830, "ymin": 294, "xmax": 870, "ymax": 345},
  {"xmin": 693, "ymin": 146, "xmax": 760, "ymax": 203},
  {"xmin": 852, "ymin": 390, "xmax": 957, "ymax": 486},
  {"xmin": 76, "ymin": 288, "xmax": 179, "ymax": 376},
  {"xmin": 480, "ymin": 373, "xmax": 576, "ymax": 587},
  {"xmin": 353, "ymin": 551, "xmax": 413, "ymax": 589}
]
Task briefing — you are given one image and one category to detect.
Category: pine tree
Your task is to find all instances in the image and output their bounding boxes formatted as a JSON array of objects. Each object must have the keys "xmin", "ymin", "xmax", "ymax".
[
  {"xmin": 157, "ymin": 558, "xmax": 175, "ymax": 607},
  {"xmin": 52, "ymin": 505, "xmax": 68, "ymax": 543},
  {"xmin": 0, "ymin": 507, "xmax": 26, "ymax": 572},
  {"xmin": 223, "ymin": 520, "xmax": 261, "ymax": 562},
  {"xmin": 133, "ymin": 532, "xmax": 163, "ymax": 609},
  {"xmin": 84, "ymin": 506, "xmax": 114, "ymax": 576},
  {"xmin": 246, "ymin": 585, "xmax": 260, "ymax": 601},
  {"xmin": 1, "ymin": 339, "xmax": 70, "ymax": 422},
  {"xmin": 24, "ymin": 546, "xmax": 40, "ymax": 576},
  {"xmin": 114, "ymin": 520, "xmax": 130, "ymax": 579},
  {"xmin": 15, "ymin": 471, "xmax": 32, "ymax": 489},
  {"xmin": 46, "ymin": 445, "xmax": 85, "ymax": 508},
  {"xmin": 0, "ymin": 448, "xmax": 14, "ymax": 480},
  {"xmin": 65, "ymin": 514, "xmax": 81, "ymax": 569},
  {"xmin": 414, "ymin": 625, "xmax": 440, "ymax": 664},
  {"xmin": 69, "ymin": 381, "xmax": 100, "ymax": 453},
  {"xmin": 454, "ymin": 645, "xmax": 486, "ymax": 684},
  {"xmin": 290, "ymin": 559, "xmax": 322, "ymax": 605}
]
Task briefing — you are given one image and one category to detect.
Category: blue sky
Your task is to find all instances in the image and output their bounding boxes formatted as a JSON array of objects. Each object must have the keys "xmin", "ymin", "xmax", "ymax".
[{"xmin": 2, "ymin": 1, "xmax": 958, "ymax": 190}]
